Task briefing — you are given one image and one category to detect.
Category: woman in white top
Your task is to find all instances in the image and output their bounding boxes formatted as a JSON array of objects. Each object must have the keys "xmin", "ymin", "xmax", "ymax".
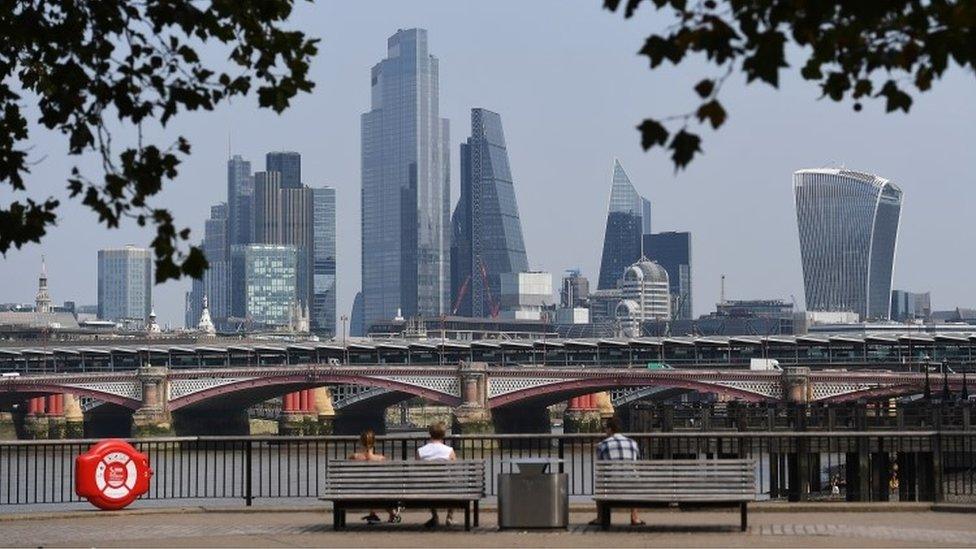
[{"xmin": 416, "ymin": 421, "xmax": 456, "ymax": 527}]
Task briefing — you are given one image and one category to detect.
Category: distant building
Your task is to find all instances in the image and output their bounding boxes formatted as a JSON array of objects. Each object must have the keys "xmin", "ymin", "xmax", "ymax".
[
  {"xmin": 555, "ymin": 307, "xmax": 590, "ymax": 325},
  {"xmin": 589, "ymin": 288, "xmax": 623, "ymax": 325},
  {"xmin": 560, "ymin": 270, "xmax": 590, "ymax": 309},
  {"xmin": 615, "ymin": 258, "xmax": 671, "ymax": 336},
  {"xmin": 349, "ymin": 291, "xmax": 365, "ymax": 338},
  {"xmin": 35, "ymin": 257, "xmax": 52, "ymax": 313},
  {"xmin": 499, "ymin": 272, "xmax": 553, "ymax": 321},
  {"xmin": 266, "ymin": 151, "xmax": 302, "ymax": 189},
  {"xmin": 794, "ymin": 168, "xmax": 903, "ymax": 319},
  {"xmin": 597, "ymin": 159, "xmax": 651, "ymax": 290},
  {"xmin": 643, "ymin": 231, "xmax": 692, "ymax": 320},
  {"xmin": 362, "ymin": 28, "xmax": 450, "ymax": 328},
  {"xmin": 368, "ymin": 315, "xmax": 554, "ymax": 340},
  {"xmin": 244, "ymin": 244, "xmax": 297, "ymax": 328},
  {"xmin": 891, "ymin": 290, "xmax": 932, "ymax": 322},
  {"xmin": 227, "ymin": 155, "xmax": 254, "ymax": 318},
  {"xmin": 97, "ymin": 246, "xmax": 152, "ymax": 326},
  {"xmin": 310, "ymin": 187, "xmax": 337, "ymax": 337},
  {"xmin": 0, "ymin": 259, "xmax": 81, "ymax": 336},
  {"xmin": 451, "ymin": 108, "xmax": 529, "ymax": 317}
]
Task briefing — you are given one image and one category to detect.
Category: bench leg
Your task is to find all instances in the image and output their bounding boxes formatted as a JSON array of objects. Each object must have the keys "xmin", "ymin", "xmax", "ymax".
[
  {"xmin": 332, "ymin": 507, "xmax": 340, "ymax": 531},
  {"xmin": 740, "ymin": 502, "xmax": 748, "ymax": 532},
  {"xmin": 464, "ymin": 502, "xmax": 471, "ymax": 531},
  {"xmin": 474, "ymin": 500, "xmax": 480, "ymax": 528},
  {"xmin": 600, "ymin": 503, "xmax": 611, "ymax": 531}
]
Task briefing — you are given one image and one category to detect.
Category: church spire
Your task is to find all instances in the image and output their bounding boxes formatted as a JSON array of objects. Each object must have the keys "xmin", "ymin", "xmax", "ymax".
[{"xmin": 35, "ymin": 256, "xmax": 52, "ymax": 313}]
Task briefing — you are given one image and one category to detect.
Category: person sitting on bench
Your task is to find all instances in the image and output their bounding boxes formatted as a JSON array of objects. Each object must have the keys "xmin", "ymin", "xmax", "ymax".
[
  {"xmin": 590, "ymin": 416, "xmax": 644, "ymax": 526},
  {"xmin": 348, "ymin": 429, "xmax": 401, "ymax": 524},
  {"xmin": 416, "ymin": 422, "xmax": 456, "ymax": 528}
]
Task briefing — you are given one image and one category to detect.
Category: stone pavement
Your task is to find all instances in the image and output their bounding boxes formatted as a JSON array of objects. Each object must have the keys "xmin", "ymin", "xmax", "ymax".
[{"xmin": 2, "ymin": 508, "xmax": 976, "ymax": 547}]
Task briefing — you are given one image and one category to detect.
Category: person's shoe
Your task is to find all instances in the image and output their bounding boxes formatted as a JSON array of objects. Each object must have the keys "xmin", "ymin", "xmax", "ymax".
[
  {"xmin": 388, "ymin": 513, "xmax": 402, "ymax": 524},
  {"xmin": 362, "ymin": 513, "xmax": 381, "ymax": 525},
  {"xmin": 424, "ymin": 516, "xmax": 439, "ymax": 528},
  {"xmin": 445, "ymin": 516, "xmax": 455, "ymax": 527}
]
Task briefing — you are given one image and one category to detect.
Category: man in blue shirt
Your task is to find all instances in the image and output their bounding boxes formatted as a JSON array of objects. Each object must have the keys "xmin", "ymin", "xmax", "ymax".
[{"xmin": 591, "ymin": 416, "xmax": 644, "ymax": 526}]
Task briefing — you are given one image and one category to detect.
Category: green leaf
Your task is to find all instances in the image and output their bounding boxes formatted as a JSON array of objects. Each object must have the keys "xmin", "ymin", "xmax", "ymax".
[
  {"xmin": 694, "ymin": 79, "xmax": 714, "ymax": 98},
  {"xmin": 638, "ymin": 119, "xmax": 670, "ymax": 150},
  {"xmin": 669, "ymin": 130, "xmax": 702, "ymax": 170},
  {"xmin": 696, "ymin": 100, "xmax": 727, "ymax": 129}
]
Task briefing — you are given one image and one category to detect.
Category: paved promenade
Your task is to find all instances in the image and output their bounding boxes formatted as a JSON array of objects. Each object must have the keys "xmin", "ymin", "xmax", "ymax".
[{"xmin": 2, "ymin": 506, "xmax": 976, "ymax": 547}]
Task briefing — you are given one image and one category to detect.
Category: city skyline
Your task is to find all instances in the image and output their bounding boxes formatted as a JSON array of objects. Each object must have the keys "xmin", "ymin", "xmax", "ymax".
[{"xmin": 0, "ymin": 2, "xmax": 973, "ymax": 328}]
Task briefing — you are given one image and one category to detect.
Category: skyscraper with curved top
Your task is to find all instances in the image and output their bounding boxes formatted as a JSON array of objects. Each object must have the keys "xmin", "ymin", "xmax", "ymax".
[
  {"xmin": 794, "ymin": 168, "xmax": 903, "ymax": 320},
  {"xmin": 597, "ymin": 159, "xmax": 651, "ymax": 290}
]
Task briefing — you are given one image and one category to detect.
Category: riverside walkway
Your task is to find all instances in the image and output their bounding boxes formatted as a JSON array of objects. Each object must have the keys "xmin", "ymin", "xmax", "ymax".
[{"xmin": 3, "ymin": 505, "xmax": 976, "ymax": 547}]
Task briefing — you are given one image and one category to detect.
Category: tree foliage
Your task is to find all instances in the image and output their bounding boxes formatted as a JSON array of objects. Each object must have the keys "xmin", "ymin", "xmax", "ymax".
[
  {"xmin": 0, "ymin": 1, "xmax": 318, "ymax": 282},
  {"xmin": 605, "ymin": 0, "xmax": 976, "ymax": 170}
]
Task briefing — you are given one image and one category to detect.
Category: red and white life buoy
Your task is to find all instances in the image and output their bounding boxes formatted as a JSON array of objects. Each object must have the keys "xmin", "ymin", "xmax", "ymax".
[{"xmin": 76, "ymin": 439, "xmax": 152, "ymax": 510}]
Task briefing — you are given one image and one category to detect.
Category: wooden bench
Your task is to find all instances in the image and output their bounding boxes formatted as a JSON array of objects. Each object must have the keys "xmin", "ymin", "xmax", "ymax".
[
  {"xmin": 321, "ymin": 460, "xmax": 485, "ymax": 531},
  {"xmin": 593, "ymin": 459, "xmax": 756, "ymax": 531}
]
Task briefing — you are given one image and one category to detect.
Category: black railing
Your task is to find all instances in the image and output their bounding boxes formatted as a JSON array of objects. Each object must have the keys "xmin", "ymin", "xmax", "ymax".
[{"xmin": 2, "ymin": 432, "xmax": 975, "ymax": 507}]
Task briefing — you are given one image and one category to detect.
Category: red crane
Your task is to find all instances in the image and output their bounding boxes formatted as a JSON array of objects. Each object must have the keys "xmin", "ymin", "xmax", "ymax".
[{"xmin": 450, "ymin": 258, "xmax": 500, "ymax": 317}]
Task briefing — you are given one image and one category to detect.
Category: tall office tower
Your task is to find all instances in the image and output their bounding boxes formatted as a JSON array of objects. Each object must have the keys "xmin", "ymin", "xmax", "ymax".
[
  {"xmin": 253, "ymin": 164, "xmax": 336, "ymax": 335},
  {"xmin": 361, "ymin": 28, "xmax": 450, "ymax": 329},
  {"xmin": 560, "ymin": 270, "xmax": 590, "ymax": 308},
  {"xmin": 244, "ymin": 244, "xmax": 297, "ymax": 327},
  {"xmin": 891, "ymin": 290, "xmax": 932, "ymax": 322},
  {"xmin": 97, "ymin": 246, "xmax": 152, "ymax": 325},
  {"xmin": 794, "ymin": 169, "xmax": 903, "ymax": 319},
  {"xmin": 203, "ymin": 203, "xmax": 230, "ymax": 323},
  {"xmin": 451, "ymin": 108, "xmax": 529, "ymax": 317},
  {"xmin": 597, "ymin": 159, "xmax": 651, "ymax": 290},
  {"xmin": 227, "ymin": 155, "xmax": 253, "ymax": 318},
  {"xmin": 349, "ymin": 291, "xmax": 365, "ymax": 337},
  {"xmin": 643, "ymin": 231, "xmax": 693, "ymax": 320},
  {"xmin": 310, "ymin": 187, "xmax": 337, "ymax": 336},
  {"xmin": 266, "ymin": 151, "xmax": 302, "ymax": 189}
]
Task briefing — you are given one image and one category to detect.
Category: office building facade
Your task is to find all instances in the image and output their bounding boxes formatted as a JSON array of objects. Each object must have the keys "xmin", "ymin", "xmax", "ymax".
[
  {"xmin": 244, "ymin": 244, "xmax": 297, "ymax": 327},
  {"xmin": 794, "ymin": 169, "xmax": 903, "ymax": 319},
  {"xmin": 451, "ymin": 108, "xmax": 528, "ymax": 317},
  {"xmin": 97, "ymin": 246, "xmax": 152, "ymax": 325},
  {"xmin": 266, "ymin": 151, "xmax": 302, "ymax": 189},
  {"xmin": 499, "ymin": 271, "xmax": 553, "ymax": 321},
  {"xmin": 597, "ymin": 159, "xmax": 651, "ymax": 290},
  {"xmin": 643, "ymin": 231, "xmax": 693, "ymax": 320},
  {"xmin": 227, "ymin": 155, "xmax": 253, "ymax": 318},
  {"xmin": 560, "ymin": 270, "xmax": 590, "ymax": 309},
  {"xmin": 362, "ymin": 28, "xmax": 450, "ymax": 328},
  {"xmin": 310, "ymin": 187, "xmax": 337, "ymax": 336},
  {"xmin": 891, "ymin": 290, "xmax": 932, "ymax": 322}
]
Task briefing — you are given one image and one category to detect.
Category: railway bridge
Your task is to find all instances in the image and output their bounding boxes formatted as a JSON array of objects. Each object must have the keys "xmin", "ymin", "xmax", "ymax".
[{"xmin": 0, "ymin": 361, "xmax": 963, "ymax": 437}]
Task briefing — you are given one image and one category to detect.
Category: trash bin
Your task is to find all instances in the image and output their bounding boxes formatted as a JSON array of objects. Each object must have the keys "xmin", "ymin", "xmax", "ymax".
[{"xmin": 497, "ymin": 458, "xmax": 568, "ymax": 529}]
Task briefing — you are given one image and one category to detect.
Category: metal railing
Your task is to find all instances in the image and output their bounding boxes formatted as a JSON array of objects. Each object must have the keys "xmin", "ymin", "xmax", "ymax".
[{"xmin": 1, "ymin": 431, "xmax": 974, "ymax": 507}]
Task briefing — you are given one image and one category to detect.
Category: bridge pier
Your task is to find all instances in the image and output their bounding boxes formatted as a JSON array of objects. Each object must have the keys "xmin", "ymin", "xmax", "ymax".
[
  {"xmin": 279, "ymin": 389, "xmax": 329, "ymax": 435},
  {"xmin": 131, "ymin": 366, "xmax": 174, "ymax": 437},
  {"xmin": 782, "ymin": 367, "xmax": 812, "ymax": 404},
  {"xmin": 24, "ymin": 397, "xmax": 49, "ymax": 439},
  {"xmin": 45, "ymin": 394, "xmax": 66, "ymax": 439},
  {"xmin": 0, "ymin": 411, "xmax": 15, "ymax": 440},
  {"xmin": 63, "ymin": 394, "xmax": 84, "ymax": 438},
  {"xmin": 452, "ymin": 362, "xmax": 494, "ymax": 434},
  {"xmin": 564, "ymin": 394, "xmax": 604, "ymax": 433}
]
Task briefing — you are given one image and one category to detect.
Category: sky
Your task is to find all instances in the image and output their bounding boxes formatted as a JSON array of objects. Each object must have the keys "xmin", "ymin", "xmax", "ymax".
[{"xmin": 1, "ymin": 1, "xmax": 975, "ymax": 328}]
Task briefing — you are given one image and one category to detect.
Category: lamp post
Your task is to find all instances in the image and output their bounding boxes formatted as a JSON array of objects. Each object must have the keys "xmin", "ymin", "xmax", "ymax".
[{"xmin": 340, "ymin": 314, "xmax": 348, "ymax": 365}]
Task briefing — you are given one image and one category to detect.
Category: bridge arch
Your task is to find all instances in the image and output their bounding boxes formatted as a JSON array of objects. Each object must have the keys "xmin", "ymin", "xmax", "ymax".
[
  {"xmin": 169, "ymin": 373, "xmax": 461, "ymax": 411},
  {"xmin": 489, "ymin": 376, "xmax": 771, "ymax": 409},
  {"xmin": 0, "ymin": 383, "xmax": 141, "ymax": 410}
]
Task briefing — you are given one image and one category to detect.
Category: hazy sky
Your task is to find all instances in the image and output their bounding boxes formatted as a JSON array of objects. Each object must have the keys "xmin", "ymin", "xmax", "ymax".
[{"xmin": 2, "ymin": 1, "xmax": 975, "ymax": 328}]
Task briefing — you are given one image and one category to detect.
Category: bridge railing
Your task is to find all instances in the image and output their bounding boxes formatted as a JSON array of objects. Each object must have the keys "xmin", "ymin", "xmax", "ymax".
[{"xmin": 2, "ymin": 431, "xmax": 974, "ymax": 507}]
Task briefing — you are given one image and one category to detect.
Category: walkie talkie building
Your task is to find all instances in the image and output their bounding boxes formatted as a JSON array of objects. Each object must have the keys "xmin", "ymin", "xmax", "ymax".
[{"xmin": 793, "ymin": 169, "xmax": 903, "ymax": 320}]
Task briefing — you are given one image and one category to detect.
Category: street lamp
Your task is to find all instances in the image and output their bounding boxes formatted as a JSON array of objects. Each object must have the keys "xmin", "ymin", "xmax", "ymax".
[{"xmin": 340, "ymin": 315, "xmax": 348, "ymax": 365}]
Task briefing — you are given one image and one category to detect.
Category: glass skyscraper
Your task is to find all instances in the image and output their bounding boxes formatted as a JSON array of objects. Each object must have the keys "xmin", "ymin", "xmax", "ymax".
[
  {"xmin": 597, "ymin": 159, "xmax": 651, "ymax": 290},
  {"xmin": 451, "ymin": 108, "xmax": 529, "ymax": 317},
  {"xmin": 794, "ymin": 168, "xmax": 903, "ymax": 319},
  {"xmin": 227, "ymin": 155, "xmax": 253, "ymax": 318},
  {"xmin": 643, "ymin": 231, "xmax": 693, "ymax": 320},
  {"xmin": 310, "ymin": 187, "xmax": 337, "ymax": 336},
  {"xmin": 97, "ymin": 246, "xmax": 152, "ymax": 325},
  {"xmin": 266, "ymin": 151, "xmax": 302, "ymax": 189},
  {"xmin": 244, "ymin": 244, "xmax": 297, "ymax": 327},
  {"xmin": 361, "ymin": 28, "xmax": 450, "ymax": 329}
]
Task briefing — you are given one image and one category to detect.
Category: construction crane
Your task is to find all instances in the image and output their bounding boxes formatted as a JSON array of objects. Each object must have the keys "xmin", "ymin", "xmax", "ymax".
[{"xmin": 450, "ymin": 258, "xmax": 500, "ymax": 317}]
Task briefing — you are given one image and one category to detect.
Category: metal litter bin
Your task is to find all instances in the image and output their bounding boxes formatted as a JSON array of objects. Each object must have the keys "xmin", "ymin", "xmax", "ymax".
[{"xmin": 497, "ymin": 458, "xmax": 568, "ymax": 529}]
